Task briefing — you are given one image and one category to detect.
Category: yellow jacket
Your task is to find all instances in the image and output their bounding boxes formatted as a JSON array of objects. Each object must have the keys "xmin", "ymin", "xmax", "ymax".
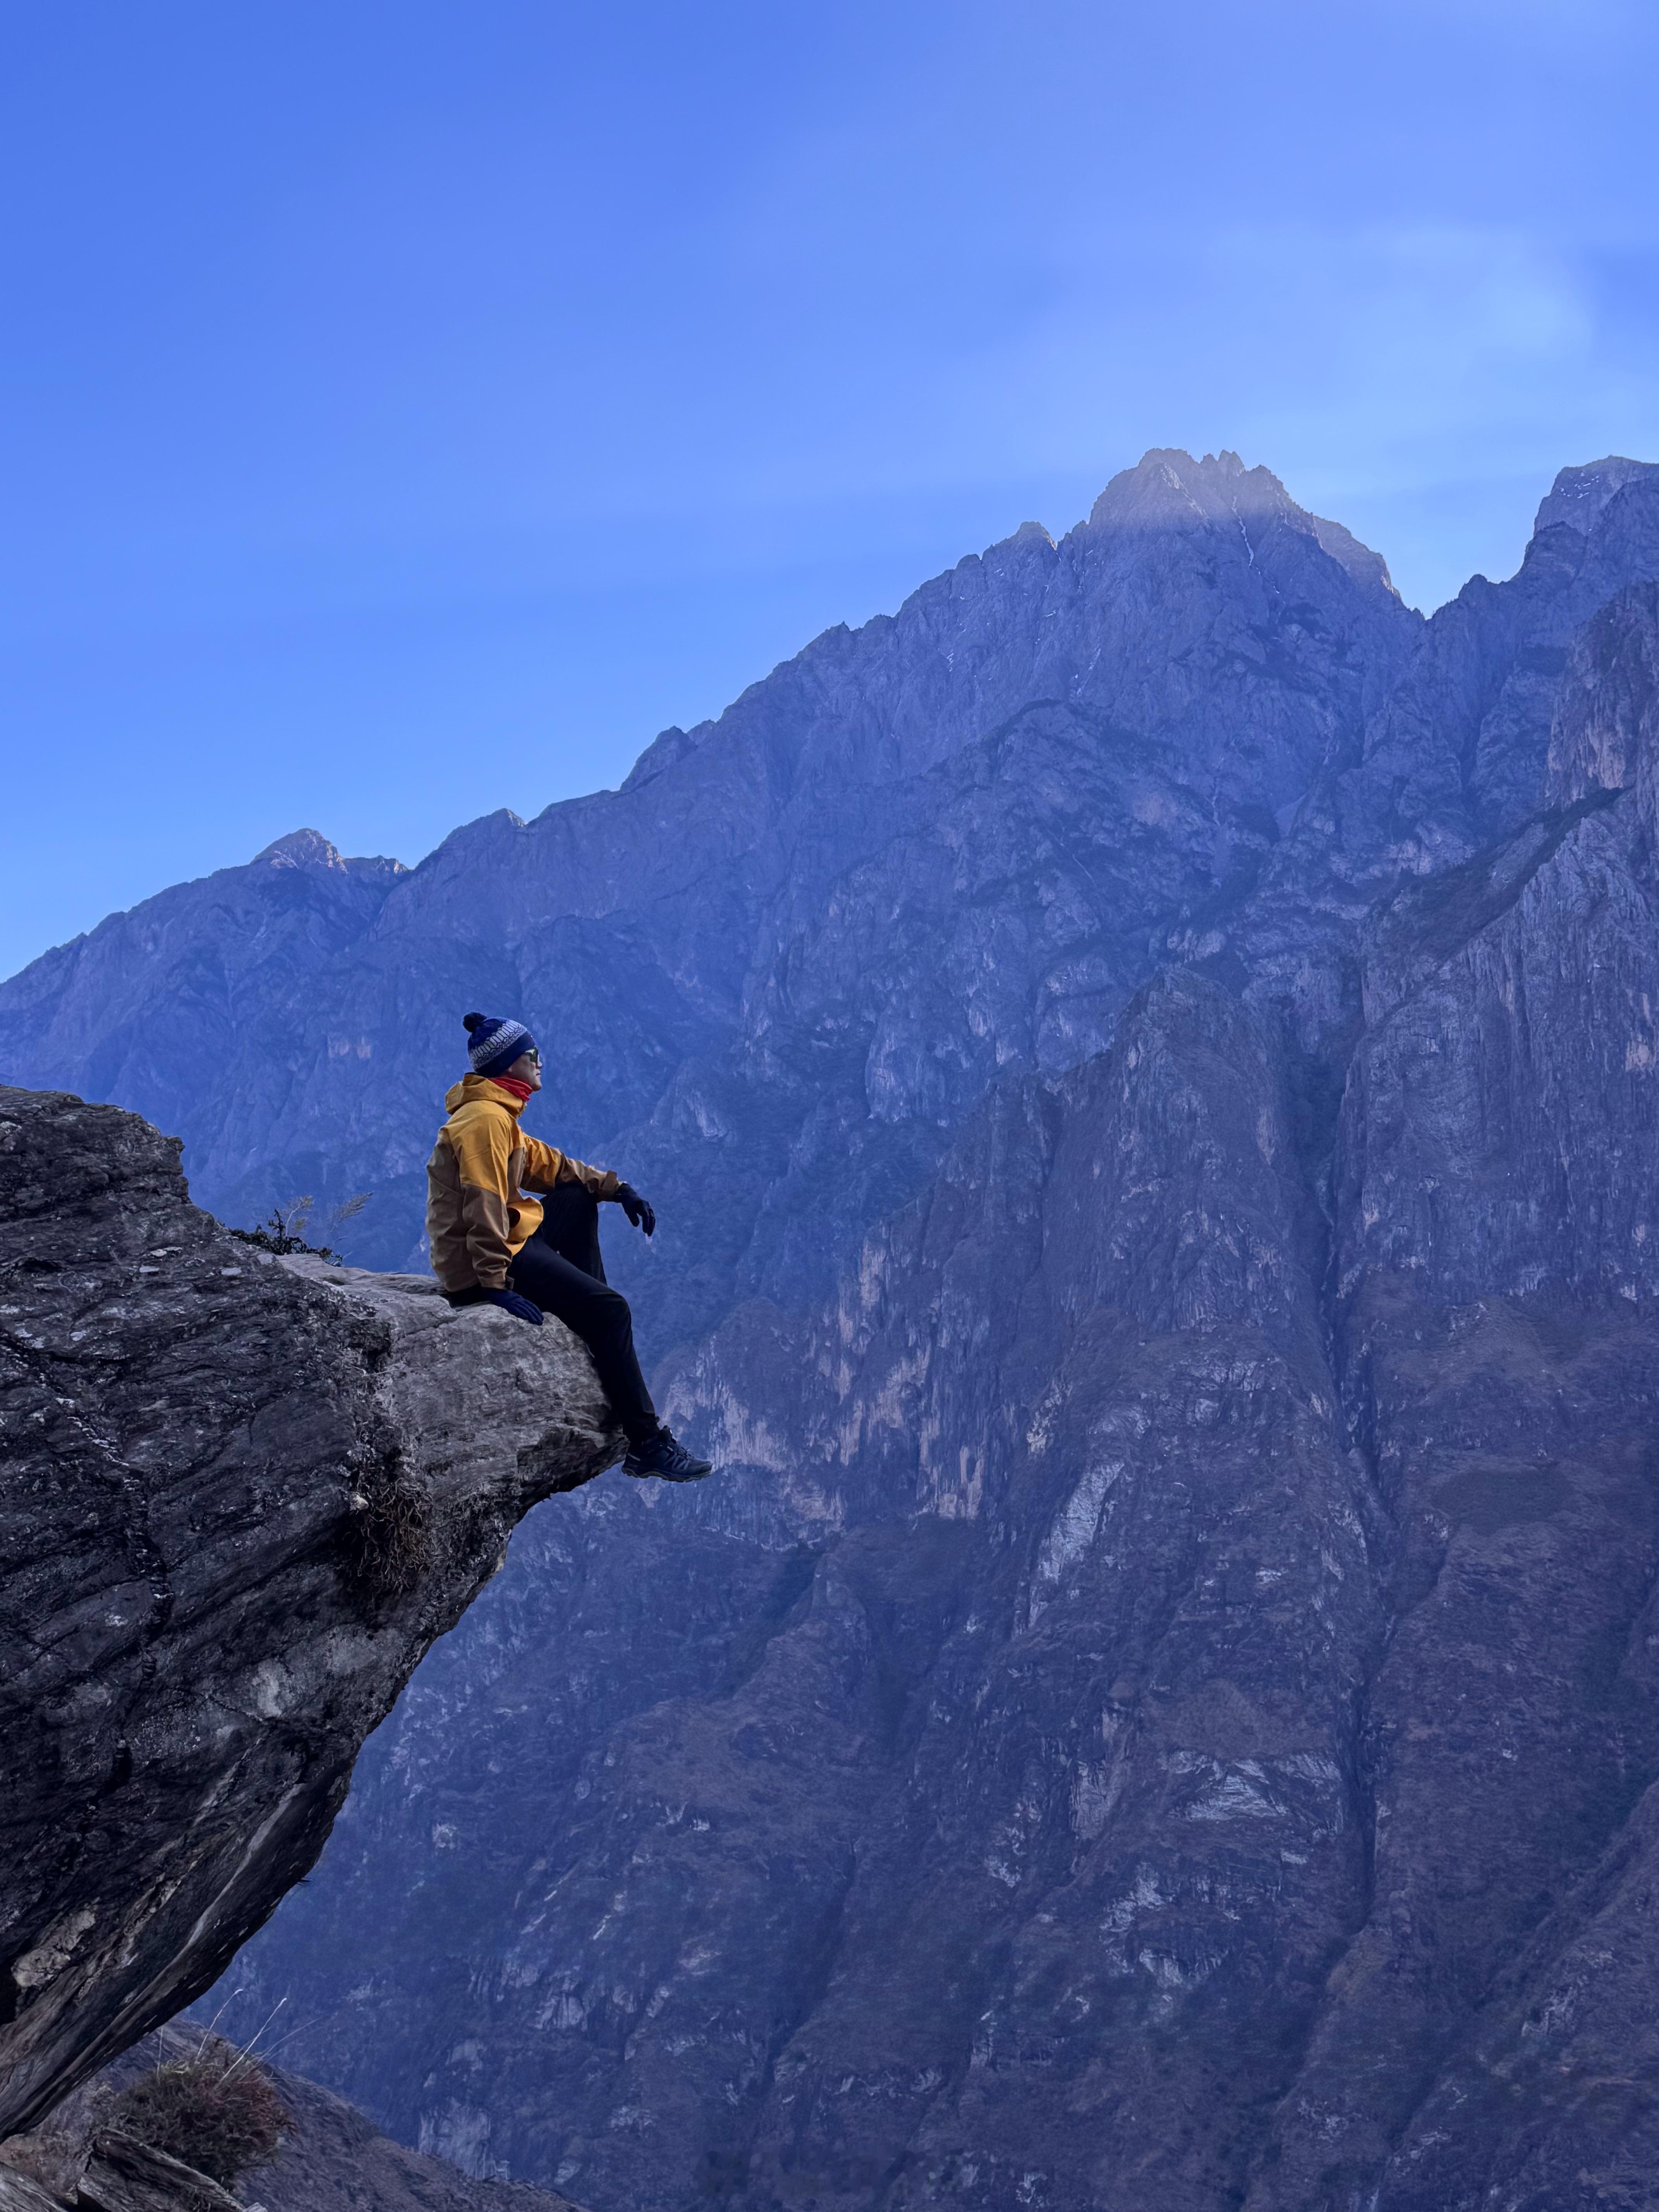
[{"xmin": 425, "ymin": 1075, "xmax": 620, "ymax": 1293}]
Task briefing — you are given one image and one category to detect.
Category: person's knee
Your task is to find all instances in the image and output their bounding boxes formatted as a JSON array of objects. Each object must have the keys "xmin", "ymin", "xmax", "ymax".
[{"xmin": 585, "ymin": 1284, "xmax": 633, "ymax": 1341}]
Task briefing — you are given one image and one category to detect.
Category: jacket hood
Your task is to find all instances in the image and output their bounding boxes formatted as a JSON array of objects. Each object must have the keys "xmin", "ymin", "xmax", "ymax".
[{"xmin": 443, "ymin": 1073, "xmax": 527, "ymax": 1116}]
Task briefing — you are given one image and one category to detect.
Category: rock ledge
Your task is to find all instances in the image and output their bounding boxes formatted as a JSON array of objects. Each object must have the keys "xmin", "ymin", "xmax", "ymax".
[{"xmin": 0, "ymin": 1087, "xmax": 622, "ymax": 2137}]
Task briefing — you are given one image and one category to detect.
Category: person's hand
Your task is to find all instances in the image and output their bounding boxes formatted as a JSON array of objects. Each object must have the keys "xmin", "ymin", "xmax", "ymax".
[
  {"xmin": 482, "ymin": 1286, "xmax": 543, "ymax": 1326},
  {"xmin": 615, "ymin": 1182, "xmax": 656, "ymax": 1237}
]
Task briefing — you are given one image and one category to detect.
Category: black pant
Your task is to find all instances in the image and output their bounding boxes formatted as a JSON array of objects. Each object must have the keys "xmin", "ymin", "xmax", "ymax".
[{"xmin": 507, "ymin": 1184, "xmax": 659, "ymax": 1447}]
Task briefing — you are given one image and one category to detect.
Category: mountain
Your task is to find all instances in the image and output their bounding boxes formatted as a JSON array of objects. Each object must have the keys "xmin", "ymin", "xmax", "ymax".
[
  {"xmin": 0, "ymin": 451, "xmax": 1421, "ymax": 1331},
  {"xmin": 8, "ymin": 449, "xmax": 1659, "ymax": 2210}
]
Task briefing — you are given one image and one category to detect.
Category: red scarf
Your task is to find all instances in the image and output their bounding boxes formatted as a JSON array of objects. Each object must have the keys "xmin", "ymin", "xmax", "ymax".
[{"xmin": 491, "ymin": 1076, "xmax": 534, "ymax": 1105}]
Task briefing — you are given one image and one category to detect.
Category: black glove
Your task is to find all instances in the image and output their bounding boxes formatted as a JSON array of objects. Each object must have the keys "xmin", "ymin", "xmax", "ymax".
[
  {"xmin": 482, "ymin": 1286, "xmax": 544, "ymax": 1326},
  {"xmin": 615, "ymin": 1182, "xmax": 655, "ymax": 1237}
]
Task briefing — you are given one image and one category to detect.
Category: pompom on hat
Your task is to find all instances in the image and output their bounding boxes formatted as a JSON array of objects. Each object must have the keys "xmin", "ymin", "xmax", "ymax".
[{"xmin": 464, "ymin": 1012, "xmax": 537, "ymax": 1079}]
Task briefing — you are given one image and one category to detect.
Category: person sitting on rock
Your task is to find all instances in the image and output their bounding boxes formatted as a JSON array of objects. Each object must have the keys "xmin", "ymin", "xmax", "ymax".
[{"xmin": 425, "ymin": 1012, "xmax": 713, "ymax": 1483}]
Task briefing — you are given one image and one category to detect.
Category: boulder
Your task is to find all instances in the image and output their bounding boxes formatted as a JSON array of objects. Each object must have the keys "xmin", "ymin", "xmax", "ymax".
[{"xmin": 0, "ymin": 1087, "xmax": 622, "ymax": 2138}]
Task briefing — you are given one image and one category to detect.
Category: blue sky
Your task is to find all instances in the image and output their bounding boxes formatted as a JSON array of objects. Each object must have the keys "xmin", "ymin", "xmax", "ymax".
[{"xmin": 3, "ymin": 0, "xmax": 1657, "ymax": 977}]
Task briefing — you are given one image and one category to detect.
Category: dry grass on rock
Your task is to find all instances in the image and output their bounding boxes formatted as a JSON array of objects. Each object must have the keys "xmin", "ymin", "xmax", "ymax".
[{"xmin": 106, "ymin": 2039, "xmax": 290, "ymax": 2186}]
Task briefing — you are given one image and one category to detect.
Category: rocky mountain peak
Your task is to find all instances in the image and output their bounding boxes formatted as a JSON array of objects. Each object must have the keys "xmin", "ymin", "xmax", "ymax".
[
  {"xmin": 250, "ymin": 829, "xmax": 408, "ymax": 879},
  {"xmin": 254, "ymin": 828, "xmax": 347, "ymax": 869},
  {"xmin": 1533, "ymin": 454, "xmax": 1659, "ymax": 538},
  {"xmin": 1085, "ymin": 445, "xmax": 1285, "ymax": 528},
  {"xmin": 1080, "ymin": 446, "xmax": 1398, "ymax": 598}
]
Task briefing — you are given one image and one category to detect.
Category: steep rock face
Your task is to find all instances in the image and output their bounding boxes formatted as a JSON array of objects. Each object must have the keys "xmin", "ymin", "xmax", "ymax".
[
  {"xmin": 1287, "ymin": 584, "xmax": 1659, "ymax": 2212},
  {"xmin": 0, "ymin": 1088, "xmax": 621, "ymax": 2140},
  {"xmin": 9, "ymin": 457, "xmax": 1659, "ymax": 2210}
]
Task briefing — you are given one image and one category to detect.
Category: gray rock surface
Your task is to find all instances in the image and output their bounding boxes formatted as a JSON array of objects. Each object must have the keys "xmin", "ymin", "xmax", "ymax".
[
  {"xmin": 9, "ymin": 452, "xmax": 1659, "ymax": 2208},
  {"xmin": 0, "ymin": 1088, "xmax": 622, "ymax": 2139},
  {"xmin": 76, "ymin": 2126, "xmax": 245, "ymax": 2212},
  {"xmin": 228, "ymin": 2059, "xmax": 591, "ymax": 2212},
  {"xmin": 2, "ymin": 2028, "xmax": 588, "ymax": 2212}
]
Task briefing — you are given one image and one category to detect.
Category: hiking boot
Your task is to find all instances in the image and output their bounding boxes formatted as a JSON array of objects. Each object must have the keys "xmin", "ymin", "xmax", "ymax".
[{"xmin": 623, "ymin": 1427, "xmax": 714, "ymax": 1482}]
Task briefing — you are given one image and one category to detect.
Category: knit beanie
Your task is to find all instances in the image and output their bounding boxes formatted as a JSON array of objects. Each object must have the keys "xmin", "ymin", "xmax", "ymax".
[{"xmin": 464, "ymin": 1012, "xmax": 536, "ymax": 1078}]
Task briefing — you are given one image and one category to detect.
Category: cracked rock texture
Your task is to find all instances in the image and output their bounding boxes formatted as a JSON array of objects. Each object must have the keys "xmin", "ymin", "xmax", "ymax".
[
  {"xmin": 1, "ymin": 2027, "xmax": 588, "ymax": 2212},
  {"xmin": 8, "ymin": 452, "xmax": 1659, "ymax": 2210},
  {"xmin": 0, "ymin": 1088, "xmax": 621, "ymax": 2140}
]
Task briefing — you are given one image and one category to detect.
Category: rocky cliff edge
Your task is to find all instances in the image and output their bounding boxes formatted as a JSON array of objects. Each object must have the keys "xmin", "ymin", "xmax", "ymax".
[{"xmin": 0, "ymin": 1086, "xmax": 622, "ymax": 2139}]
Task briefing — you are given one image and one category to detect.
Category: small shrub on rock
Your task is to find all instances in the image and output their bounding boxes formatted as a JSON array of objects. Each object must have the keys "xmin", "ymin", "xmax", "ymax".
[
  {"xmin": 230, "ymin": 1191, "xmax": 370, "ymax": 1261},
  {"xmin": 108, "ymin": 2039, "xmax": 290, "ymax": 2185},
  {"xmin": 342, "ymin": 1446, "xmax": 434, "ymax": 1600}
]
